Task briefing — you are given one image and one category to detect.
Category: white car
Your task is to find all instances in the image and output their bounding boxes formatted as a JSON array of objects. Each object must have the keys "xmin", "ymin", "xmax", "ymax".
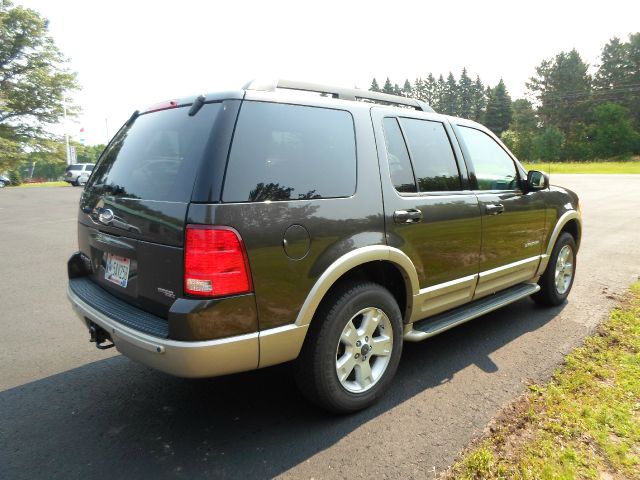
[{"xmin": 64, "ymin": 163, "xmax": 94, "ymax": 186}]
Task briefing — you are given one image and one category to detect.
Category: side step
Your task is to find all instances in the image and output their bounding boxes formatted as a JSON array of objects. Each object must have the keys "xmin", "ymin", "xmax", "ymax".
[{"xmin": 403, "ymin": 283, "xmax": 540, "ymax": 342}]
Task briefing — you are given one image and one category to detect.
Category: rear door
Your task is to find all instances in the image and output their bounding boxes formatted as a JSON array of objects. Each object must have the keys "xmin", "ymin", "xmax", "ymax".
[
  {"xmin": 78, "ymin": 101, "xmax": 234, "ymax": 317},
  {"xmin": 453, "ymin": 123, "xmax": 546, "ymax": 299},
  {"xmin": 372, "ymin": 108, "xmax": 482, "ymax": 320}
]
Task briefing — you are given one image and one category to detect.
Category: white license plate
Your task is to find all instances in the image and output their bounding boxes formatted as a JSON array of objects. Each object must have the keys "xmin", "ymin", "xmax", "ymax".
[{"xmin": 105, "ymin": 253, "xmax": 130, "ymax": 288}]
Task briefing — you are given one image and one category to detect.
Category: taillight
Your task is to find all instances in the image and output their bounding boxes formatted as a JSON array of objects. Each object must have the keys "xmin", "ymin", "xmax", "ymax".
[{"xmin": 184, "ymin": 225, "xmax": 253, "ymax": 297}]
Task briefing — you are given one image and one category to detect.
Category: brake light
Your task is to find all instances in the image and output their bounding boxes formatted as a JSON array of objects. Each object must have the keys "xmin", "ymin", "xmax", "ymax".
[
  {"xmin": 184, "ymin": 225, "xmax": 253, "ymax": 297},
  {"xmin": 144, "ymin": 99, "xmax": 179, "ymax": 113}
]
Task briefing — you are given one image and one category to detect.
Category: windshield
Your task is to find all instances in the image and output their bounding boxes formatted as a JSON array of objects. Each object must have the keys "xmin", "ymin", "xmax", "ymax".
[{"xmin": 87, "ymin": 103, "xmax": 221, "ymax": 202}]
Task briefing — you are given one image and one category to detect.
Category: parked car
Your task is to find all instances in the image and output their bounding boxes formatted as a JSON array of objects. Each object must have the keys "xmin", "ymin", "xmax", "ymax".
[
  {"xmin": 64, "ymin": 163, "xmax": 94, "ymax": 186},
  {"xmin": 67, "ymin": 80, "xmax": 581, "ymax": 413},
  {"xmin": 77, "ymin": 171, "xmax": 91, "ymax": 186},
  {"xmin": 0, "ymin": 174, "xmax": 10, "ymax": 187}
]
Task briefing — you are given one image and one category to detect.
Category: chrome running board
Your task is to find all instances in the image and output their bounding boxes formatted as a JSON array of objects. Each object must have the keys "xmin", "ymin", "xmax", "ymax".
[{"xmin": 403, "ymin": 282, "xmax": 540, "ymax": 342}]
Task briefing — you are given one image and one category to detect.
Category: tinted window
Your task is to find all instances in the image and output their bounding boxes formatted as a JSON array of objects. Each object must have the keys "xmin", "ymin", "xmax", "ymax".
[
  {"xmin": 382, "ymin": 117, "xmax": 416, "ymax": 193},
  {"xmin": 85, "ymin": 164, "xmax": 94, "ymax": 172},
  {"xmin": 87, "ymin": 103, "xmax": 221, "ymax": 202},
  {"xmin": 399, "ymin": 118, "xmax": 461, "ymax": 192},
  {"xmin": 223, "ymin": 102, "xmax": 356, "ymax": 202},
  {"xmin": 458, "ymin": 126, "xmax": 518, "ymax": 190},
  {"xmin": 66, "ymin": 165, "xmax": 83, "ymax": 171}
]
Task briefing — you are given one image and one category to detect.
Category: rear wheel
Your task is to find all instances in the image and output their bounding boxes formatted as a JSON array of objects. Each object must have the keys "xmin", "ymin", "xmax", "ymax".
[
  {"xmin": 532, "ymin": 232, "xmax": 577, "ymax": 306},
  {"xmin": 294, "ymin": 282, "xmax": 403, "ymax": 413}
]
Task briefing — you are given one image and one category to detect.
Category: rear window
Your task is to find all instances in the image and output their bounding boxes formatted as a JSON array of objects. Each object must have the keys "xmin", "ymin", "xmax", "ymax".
[
  {"xmin": 222, "ymin": 101, "xmax": 356, "ymax": 202},
  {"xmin": 85, "ymin": 164, "xmax": 94, "ymax": 171},
  {"xmin": 66, "ymin": 165, "xmax": 83, "ymax": 171},
  {"xmin": 87, "ymin": 103, "xmax": 221, "ymax": 202}
]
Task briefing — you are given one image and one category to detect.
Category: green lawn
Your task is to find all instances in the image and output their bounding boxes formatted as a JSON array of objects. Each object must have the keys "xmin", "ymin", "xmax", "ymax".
[
  {"xmin": 524, "ymin": 159, "xmax": 640, "ymax": 174},
  {"xmin": 446, "ymin": 282, "xmax": 640, "ymax": 479}
]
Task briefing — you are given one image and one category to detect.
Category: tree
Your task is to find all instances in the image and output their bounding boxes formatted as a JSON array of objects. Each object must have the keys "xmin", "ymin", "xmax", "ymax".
[
  {"xmin": 593, "ymin": 33, "xmax": 640, "ymax": 128},
  {"xmin": 442, "ymin": 72, "xmax": 458, "ymax": 116},
  {"xmin": 424, "ymin": 73, "xmax": 436, "ymax": 106},
  {"xmin": 470, "ymin": 76, "xmax": 486, "ymax": 122},
  {"xmin": 369, "ymin": 78, "xmax": 380, "ymax": 92},
  {"xmin": 527, "ymin": 49, "xmax": 591, "ymax": 133},
  {"xmin": 458, "ymin": 68, "xmax": 473, "ymax": 119},
  {"xmin": 413, "ymin": 77, "xmax": 425, "ymax": 101},
  {"xmin": 589, "ymin": 103, "xmax": 639, "ymax": 158},
  {"xmin": 484, "ymin": 79, "xmax": 512, "ymax": 135},
  {"xmin": 0, "ymin": 1, "xmax": 79, "ymax": 171},
  {"xmin": 434, "ymin": 75, "xmax": 446, "ymax": 112},
  {"xmin": 382, "ymin": 77, "xmax": 394, "ymax": 95},
  {"xmin": 500, "ymin": 99, "xmax": 537, "ymax": 160},
  {"xmin": 393, "ymin": 83, "xmax": 402, "ymax": 96},
  {"xmin": 402, "ymin": 79, "xmax": 413, "ymax": 98},
  {"xmin": 532, "ymin": 125, "xmax": 565, "ymax": 161}
]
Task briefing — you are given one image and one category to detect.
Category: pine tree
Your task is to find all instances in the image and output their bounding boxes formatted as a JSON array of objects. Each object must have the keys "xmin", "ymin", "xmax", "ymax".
[
  {"xmin": 369, "ymin": 78, "xmax": 380, "ymax": 92},
  {"xmin": 424, "ymin": 74, "xmax": 437, "ymax": 107},
  {"xmin": 484, "ymin": 79, "xmax": 512, "ymax": 135},
  {"xmin": 413, "ymin": 77, "xmax": 425, "ymax": 101},
  {"xmin": 527, "ymin": 49, "xmax": 591, "ymax": 133},
  {"xmin": 470, "ymin": 76, "xmax": 486, "ymax": 122},
  {"xmin": 402, "ymin": 79, "xmax": 413, "ymax": 98},
  {"xmin": 382, "ymin": 77, "xmax": 394, "ymax": 94},
  {"xmin": 435, "ymin": 75, "xmax": 446, "ymax": 112},
  {"xmin": 458, "ymin": 68, "xmax": 473, "ymax": 119},
  {"xmin": 393, "ymin": 84, "xmax": 402, "ymax": 96},
  {"xmin": 442, "ymin": 72, "xmax": 458, "ymax": 116}
]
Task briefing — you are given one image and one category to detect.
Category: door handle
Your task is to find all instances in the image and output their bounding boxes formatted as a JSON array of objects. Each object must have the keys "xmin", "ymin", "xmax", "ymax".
[
  {"xmin": 485, "ymin": 203, "xmax": 505, "ymax": 215},
  {"xmin": 394, "ymin": 209, "xmax": 423, "ymax": 224}
]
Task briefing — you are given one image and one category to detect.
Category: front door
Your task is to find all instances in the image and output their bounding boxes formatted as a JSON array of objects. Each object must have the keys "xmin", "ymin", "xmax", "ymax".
[
  {"xmin": 453, "ymin": 124, "xmax": 547, "ymax": 299},
  {"xmin": 372, "ymin": 109, "xmax": 482, "ymax": 320}
]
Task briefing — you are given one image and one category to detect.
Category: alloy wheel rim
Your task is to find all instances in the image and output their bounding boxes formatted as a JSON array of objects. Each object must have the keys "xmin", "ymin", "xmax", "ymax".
[
  {"xmin": 554, "ymin": 244, "xmax": 574, "ymax": 295},
  {"xmin": 335, "ymin": 307, "xmax": 393, "ymax": 393}
]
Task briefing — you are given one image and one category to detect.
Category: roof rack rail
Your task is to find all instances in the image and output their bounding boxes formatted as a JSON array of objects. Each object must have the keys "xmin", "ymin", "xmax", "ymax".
[{"xmin": 242, "ymin": 79, "xmax": 435, "ymax": 113}]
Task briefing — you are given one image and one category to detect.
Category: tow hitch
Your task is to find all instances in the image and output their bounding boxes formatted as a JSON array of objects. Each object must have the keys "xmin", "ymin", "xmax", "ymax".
[{"xmin": 88, "ymin": 322, "xmax": 115, "ymax": 350}]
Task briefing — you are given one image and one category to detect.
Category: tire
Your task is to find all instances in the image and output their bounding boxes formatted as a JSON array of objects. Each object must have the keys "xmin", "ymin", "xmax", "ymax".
[
  {"xmin": 294, "ymin": 282, "xmax": 403, "ymax": 413},
  {"xmin": 532, "ymin": 232, "xmax": 577, "ymax": 306}
]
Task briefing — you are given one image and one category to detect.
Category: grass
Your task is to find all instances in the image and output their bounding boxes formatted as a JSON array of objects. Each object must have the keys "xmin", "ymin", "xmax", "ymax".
[
  {"xmin": 446, "ymin": 282, "xmax": 640, "ymax": 479},
  {"xmin": 524, "ymin": 158, "xmax": 640, "ymax": 174},
  {"xmin": 12, "ymin": 181, "xmax": 70, "ymax": 188}
]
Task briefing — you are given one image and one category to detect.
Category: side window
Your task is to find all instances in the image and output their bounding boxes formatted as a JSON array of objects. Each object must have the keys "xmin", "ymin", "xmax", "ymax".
[
  {"xmin": 382, "ymin": 117, "xmax": 416, "ymax": 193},
  {"xmin": 399, "ymin": 118, "xmax": 461, "ymax": 192},
  {"xmin": 85, "ymin": 165, "xmax": 94, "ymax": 172},
  {"xmin": 458, "ymin": 126, "xmax": 518, "ymax": 190},
  {"xmin": 223, "ymin": 102, "xmax": 356, "ymax": 202}
]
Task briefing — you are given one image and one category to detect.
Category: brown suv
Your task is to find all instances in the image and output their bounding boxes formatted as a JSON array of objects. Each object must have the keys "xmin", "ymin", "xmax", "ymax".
[{"xmin": 67, "ymin": 79, "xmax": 581, "ymax": 413}]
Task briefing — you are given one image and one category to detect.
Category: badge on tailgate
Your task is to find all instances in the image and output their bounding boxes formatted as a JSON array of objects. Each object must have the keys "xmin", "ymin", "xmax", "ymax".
[{"xmin": 105, "ymin": 252, "xmax": 131, "ymax": 288}]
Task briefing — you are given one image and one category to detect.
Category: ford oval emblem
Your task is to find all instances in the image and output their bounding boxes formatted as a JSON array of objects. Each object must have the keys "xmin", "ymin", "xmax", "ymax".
[{"xmin": 98, "ymin": 208, "xmax": 114, "ymax": 224}]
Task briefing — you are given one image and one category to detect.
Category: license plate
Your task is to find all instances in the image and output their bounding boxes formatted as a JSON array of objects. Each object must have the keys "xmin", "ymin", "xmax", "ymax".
[{"xmin": 104, "ymin": 253, "xmax": 130, "ymax": 288}]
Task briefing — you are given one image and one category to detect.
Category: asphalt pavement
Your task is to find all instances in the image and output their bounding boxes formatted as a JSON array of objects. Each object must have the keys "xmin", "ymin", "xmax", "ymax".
[{"xmin": 1, "ymin": 175, "xmax": 639, "ymax": 479}]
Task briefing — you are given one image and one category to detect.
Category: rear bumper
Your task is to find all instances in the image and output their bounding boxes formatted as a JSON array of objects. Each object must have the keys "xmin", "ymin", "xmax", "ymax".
[{"xmin": 67, "ymin": 284, "xmax": 259, "ymax": 378}]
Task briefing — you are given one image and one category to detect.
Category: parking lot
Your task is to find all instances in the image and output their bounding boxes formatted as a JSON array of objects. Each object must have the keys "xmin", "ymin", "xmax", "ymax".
[{"xmin": 1, "ymin": 175, "xmax": 639, "ymax": 479}]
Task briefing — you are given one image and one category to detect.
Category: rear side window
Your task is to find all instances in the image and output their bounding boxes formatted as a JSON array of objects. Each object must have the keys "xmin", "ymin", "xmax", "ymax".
[
  {"xmin": 85, "ymin": 164, "xmax": 94, "ymax": 172},
  {"xmin": 223, "ymin": 102, "xmax": 356, "ymax": 202},
  {"xmin": 382, "ymin": 117, "xmax": 416, "ymax": 193},
  {"xmin": 399, "ymin": 118, "xmax": 461, "ymax": 192},
  {"xmin": 88, "ymin": 103, "xmax": 221, "ymax": 202}
]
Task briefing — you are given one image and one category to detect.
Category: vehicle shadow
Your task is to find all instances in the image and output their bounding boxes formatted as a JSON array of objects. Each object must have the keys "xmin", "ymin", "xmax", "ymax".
[{"xmin": 1, "ymin": 299, "xmax": 564, "ymax": 480}]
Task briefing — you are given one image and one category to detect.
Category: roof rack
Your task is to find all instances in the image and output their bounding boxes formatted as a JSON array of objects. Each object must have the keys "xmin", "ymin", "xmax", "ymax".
[{"xmin": 242, "ymin": 79, "xmax": 435, "ymax": 113}]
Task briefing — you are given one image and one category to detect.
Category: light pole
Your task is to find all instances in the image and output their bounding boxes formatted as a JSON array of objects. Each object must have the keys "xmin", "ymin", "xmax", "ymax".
[{"xmin": 63, "ymin": 97, "xmax": 71, "ymax": 165}]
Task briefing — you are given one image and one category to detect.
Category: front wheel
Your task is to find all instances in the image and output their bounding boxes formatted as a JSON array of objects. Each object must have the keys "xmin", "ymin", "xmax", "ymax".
[
  {"xmin": 532, "ymin": 232, "xmax": 577, "ymax": 306},
  {"xmin": 294, "ymin": 282, "xmax": 403, "ymax": 413}
]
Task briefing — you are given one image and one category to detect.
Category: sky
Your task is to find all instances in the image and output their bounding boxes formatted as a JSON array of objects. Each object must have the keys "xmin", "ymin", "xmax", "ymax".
[{"xmin": 17, "ymin": 0, "xmax": 640, "ymax": 145}]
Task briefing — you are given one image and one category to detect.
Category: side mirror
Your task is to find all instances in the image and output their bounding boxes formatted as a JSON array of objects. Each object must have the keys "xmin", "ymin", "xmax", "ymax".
[{"xmin": 526, "ymin": 170, "xmax": 549, "ymax": 191}]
